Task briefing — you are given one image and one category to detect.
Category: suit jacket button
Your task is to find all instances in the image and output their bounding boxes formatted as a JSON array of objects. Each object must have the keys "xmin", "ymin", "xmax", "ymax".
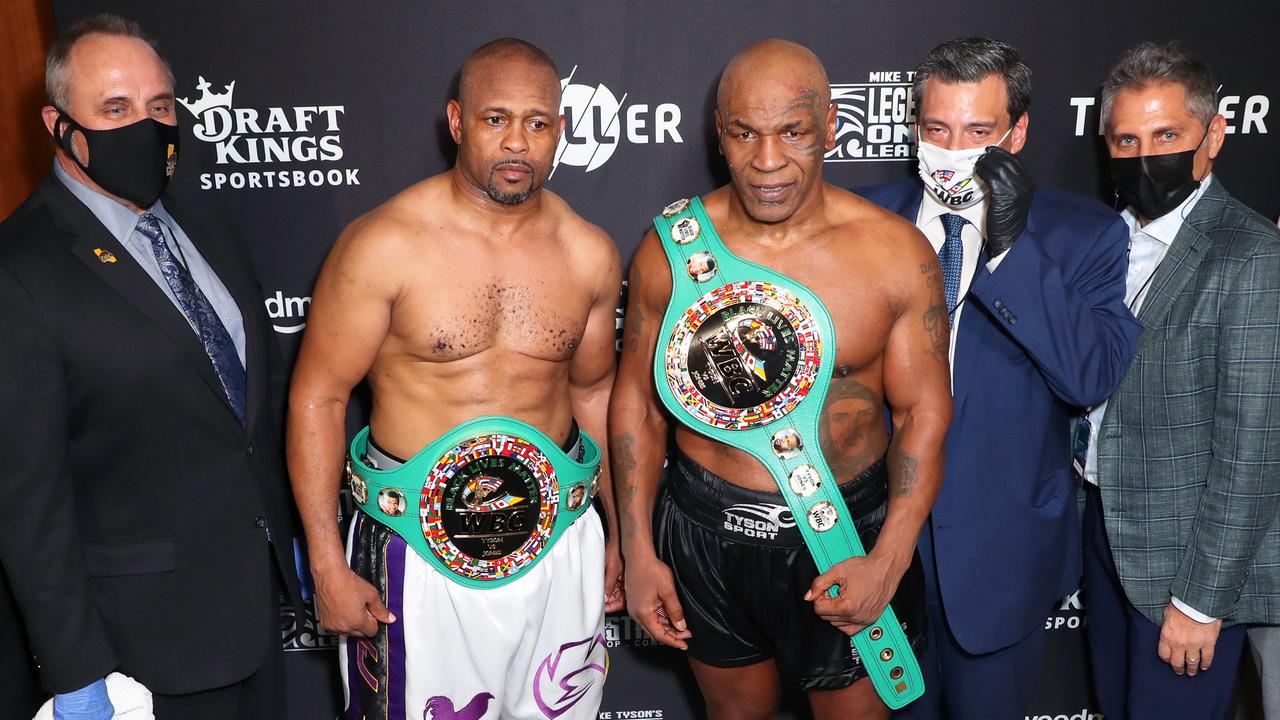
[
  {"xmin": 254, "ymin": 516, "xmax": 266, "ymax": 528},
  {"xmin": 246, "ymin": 443, "xmax": 255, "ymax": 456},
  {"xmin": 1009, "ymin": 316, "xmax": 1018, "ymax": 324},
  {"xmin": 994, "ymin": 299, "xmax": 1005, "ymax": 309}
]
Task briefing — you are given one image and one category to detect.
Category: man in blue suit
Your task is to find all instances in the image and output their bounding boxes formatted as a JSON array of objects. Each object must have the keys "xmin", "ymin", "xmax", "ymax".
[{"xmin": 857, "ymin": 37, "xmax": 1141, "ymax": 718}]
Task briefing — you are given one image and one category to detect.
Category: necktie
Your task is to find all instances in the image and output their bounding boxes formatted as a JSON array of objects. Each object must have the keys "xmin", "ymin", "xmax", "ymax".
[
  {"xmin": 137, "ymin": 213, "xmax": 247, "ymax": 425},
  {"xmin": 938, "ymin": 213, "xmax": 967, "ymax": 320}
]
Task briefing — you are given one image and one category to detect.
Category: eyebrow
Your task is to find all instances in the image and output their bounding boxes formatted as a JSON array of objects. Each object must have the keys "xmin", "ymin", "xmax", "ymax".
[
  {"xmin": 919, "ymin": 116, "xmax": 998, "ymax": 128},
  {"xmin": 480, "ymin": 105, "xmax": 553, "ymax": 117}
]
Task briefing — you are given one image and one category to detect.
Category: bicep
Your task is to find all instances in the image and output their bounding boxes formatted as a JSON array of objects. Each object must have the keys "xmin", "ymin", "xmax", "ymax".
[
  {"xmin": 883, "ymin": 247, "xmax": 952, "ymax": 423},
  {"xmin": 290, "ymin": 228, "xmax": 397, "ymax": 402},
  {"xmin": 570, "ymin": 240, "xmax": 623, "ymax": 390},
  {"xmin": 612, "ymin": 234, "xmax": 670, "ymax": 408}
]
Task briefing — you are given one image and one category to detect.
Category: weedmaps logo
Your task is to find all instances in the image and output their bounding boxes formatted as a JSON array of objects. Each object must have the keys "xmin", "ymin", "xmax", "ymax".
[
  {"xmin": 827, "ymin": 71, "xmax": 917, "ymax": 162},
  {"xmin": 265, "ymin": 291, "xmax": 310, "ymax": 335},
  {"xmin": 552, "ymin": 66, "xmax": 684, "ymax": 178},
  {"xmin": 178, "ymin": 76, "xmax": 361, "ymax": 190}
]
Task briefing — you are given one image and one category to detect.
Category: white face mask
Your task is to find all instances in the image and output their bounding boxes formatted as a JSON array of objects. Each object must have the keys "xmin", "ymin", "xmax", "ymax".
[{"xmin": 915, "ymin": 127, "xmax": 1012, "ymax": 210}]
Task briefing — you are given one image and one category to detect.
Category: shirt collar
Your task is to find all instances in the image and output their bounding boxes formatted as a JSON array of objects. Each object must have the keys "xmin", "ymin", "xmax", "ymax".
[
  {"xmin": 917, "ymin": 188, "xmax": 988, "ymax": 238},
  {"xmin": 52, "ymin": 160, "xmax": 166, "ymax": 243},
  {"xmin": 1121, "ymin": 173, "xmax": 1213, "ymax": 247}
]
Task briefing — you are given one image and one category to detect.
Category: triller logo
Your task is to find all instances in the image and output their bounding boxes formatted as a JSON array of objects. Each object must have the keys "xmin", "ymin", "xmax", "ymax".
[{"xmin": 552, "ymin": 66, "xmax": 684, "ymax": 177}]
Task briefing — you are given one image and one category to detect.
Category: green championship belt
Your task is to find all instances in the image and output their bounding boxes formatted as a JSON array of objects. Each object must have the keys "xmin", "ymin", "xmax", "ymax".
[
  {"xmin": 651, "ymin": 196, "xmax": 923, "ymax": 708},
  {"xmin": 346, "ymin": 416, "xmax": 600, "ymax": 590}
]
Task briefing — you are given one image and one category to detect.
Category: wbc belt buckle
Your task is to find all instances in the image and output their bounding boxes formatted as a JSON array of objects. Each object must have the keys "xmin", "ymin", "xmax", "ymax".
[
  {"xmin": 665, "ymin": 280, "xmax": 822, "ymax": 431},
  {"xmin": 420, "ymin": 433, "xmax": 559, "ymax": 582}
]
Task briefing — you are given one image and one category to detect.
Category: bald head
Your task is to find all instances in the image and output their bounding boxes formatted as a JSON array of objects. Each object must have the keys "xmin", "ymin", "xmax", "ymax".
[
  {"xmin": 458, "ymin": 38, "xmax": 559, "ymax": 109},
  {"xmin": 717, "ymin": 39, "xmax": 830, "ymax": 114}
]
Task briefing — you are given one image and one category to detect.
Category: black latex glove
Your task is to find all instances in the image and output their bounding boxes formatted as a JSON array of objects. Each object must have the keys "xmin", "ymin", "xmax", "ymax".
[{"xmin": 975, "ymin": 146, "xmax": 1034, "ymax": 257}]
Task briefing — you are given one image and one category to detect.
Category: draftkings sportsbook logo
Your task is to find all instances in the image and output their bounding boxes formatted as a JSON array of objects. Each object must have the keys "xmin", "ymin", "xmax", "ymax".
[
  {"xmin": 827, "ymin": 70, "xmax": 917, "ymax": 162},
  {"xmin": 178, "ymin": 76, "xmax": 361, "ymax": 190},
  {"xmin": 1044, "ymin": 589, "xmax": 1086, "ymax": 631},
  {"xmin": 552, "ymin": 66, "xmax": 684, "ymax": 177}
]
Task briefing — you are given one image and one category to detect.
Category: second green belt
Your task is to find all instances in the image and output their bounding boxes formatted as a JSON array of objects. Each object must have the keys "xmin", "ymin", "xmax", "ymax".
[{"xmin": 649, "ymin": 196, "xmax": 923, "ymax": 709}]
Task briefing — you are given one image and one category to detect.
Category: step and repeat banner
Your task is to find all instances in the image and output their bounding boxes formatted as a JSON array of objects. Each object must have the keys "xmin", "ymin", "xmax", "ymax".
[{"xmin": 50, "ymin": 1, "xmax": 1278, "ymax": 718}]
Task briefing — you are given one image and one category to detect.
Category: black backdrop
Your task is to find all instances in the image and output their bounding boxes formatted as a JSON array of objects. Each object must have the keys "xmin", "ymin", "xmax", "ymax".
[{"xmin": 49, "ymin": 2, "xmax": 1279, "ymax": 718}]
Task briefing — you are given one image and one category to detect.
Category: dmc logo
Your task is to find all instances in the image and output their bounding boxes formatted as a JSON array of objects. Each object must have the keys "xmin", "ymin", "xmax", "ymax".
[
  {"xmin": 722, "ymin": 503, "xmax": 796, "ymax": 540},
  {"xmin": 1069, "ymin": 87, "xmax": 1269, "ymax": 136},
  {"xmin": 552, "ymin": 66, "xmax": 683, "ymax": 177},
  {"xmin": 827, "ymin": 71, "xmax": 917, "ymax": 162},
  {"xmin": 603, "ymin": 615, "xmax": 659, "ymax": 648},
  {"xmin": 178, "ymin": 76, "xmax": 361, "ymax": 190},
  {"xmin": 265, "ymin": 291, "xmax": 310, "ymax": 334}
]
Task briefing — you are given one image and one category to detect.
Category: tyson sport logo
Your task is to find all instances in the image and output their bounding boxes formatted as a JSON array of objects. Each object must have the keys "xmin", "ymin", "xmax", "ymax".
[
  {"xmin": 178, "ymin": 76, "xmax": 361, "ymax": 190},
  {"xmin": 551, "ymin": 66, "xmax": 684, "ymax": 177},
  {"xmin": 722, "ymin": 503, "xmax": 796, "ymax": 540}
]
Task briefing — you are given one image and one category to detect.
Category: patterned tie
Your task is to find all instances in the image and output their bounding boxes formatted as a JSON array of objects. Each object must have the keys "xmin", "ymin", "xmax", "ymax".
[
  {"xmin": 938, "ymin": 213, "xmax": 967, "ymax": 320},
  {"xmin": 137, "ymin": 213, "xmax": 247, "ymax": 425}
]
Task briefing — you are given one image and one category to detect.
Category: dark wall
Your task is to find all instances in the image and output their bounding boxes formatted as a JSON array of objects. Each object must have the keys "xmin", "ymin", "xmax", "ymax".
[{"xmin": 48, "ymin": 2, "xmax": 1280, "ymax": 718}]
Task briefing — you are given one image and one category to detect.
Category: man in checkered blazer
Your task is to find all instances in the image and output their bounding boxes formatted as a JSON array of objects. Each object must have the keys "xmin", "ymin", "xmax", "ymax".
[{"xmin": 1082, "ymin": 41, "xmax": 1280, "ymax": 720}]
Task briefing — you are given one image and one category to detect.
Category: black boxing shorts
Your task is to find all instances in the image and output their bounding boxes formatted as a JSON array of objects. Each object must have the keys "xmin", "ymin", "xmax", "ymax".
[{"xmin": 653, "ymin": 448, "xmax": 926, "ymax": 692}]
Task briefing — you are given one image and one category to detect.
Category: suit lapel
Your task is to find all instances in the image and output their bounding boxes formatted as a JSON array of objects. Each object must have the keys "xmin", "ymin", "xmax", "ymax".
[
  {"xmin": 1131, "ymin": 182, "xmax": 1225, "ymax": 355},
  {"xmin": 164, "ymin": 198, "xmax": 267, "ymax": 431},
  {"xmin": 41, "ymin": 178, "xmax": 241, "ymax": 426}
]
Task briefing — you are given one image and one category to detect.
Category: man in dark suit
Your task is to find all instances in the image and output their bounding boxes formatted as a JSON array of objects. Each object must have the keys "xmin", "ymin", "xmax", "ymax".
[
  {"xmin": 1084, "ymin": 41, "xmax": 1280, "ymax": 720},
  {"xmin": 857, "ymin": 37, "xmax": 1141, "ymax": 718},
  {"xmin": 0, "ymin": 14, "xmax": 300, "ymax": 719}
]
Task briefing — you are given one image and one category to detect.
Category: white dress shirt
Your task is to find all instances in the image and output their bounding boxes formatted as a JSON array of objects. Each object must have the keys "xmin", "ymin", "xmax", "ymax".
[
  {"xmin": 915, "ymin": 192, "xmax": 1009, "ymax": 381},
  {"xmin": 1083, "ymin": 174, "xmax": 1216, "ymax": 622}
]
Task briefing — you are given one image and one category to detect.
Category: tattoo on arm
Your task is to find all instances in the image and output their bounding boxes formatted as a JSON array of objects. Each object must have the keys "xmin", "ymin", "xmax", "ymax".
[
  {"xmin": 889, "ymin": 446, "xmax": 919, "ymax": 498},
  {"xmin": 920, "ymin": 260, "xmax": 949, "ymax": 363},
  {"xmin": 923, "ymin": 305, "xmax": 948, "ymax": 363},
  {"xmin": 611, "ymin": 431, "xmax": 639, "ymax": 539}
]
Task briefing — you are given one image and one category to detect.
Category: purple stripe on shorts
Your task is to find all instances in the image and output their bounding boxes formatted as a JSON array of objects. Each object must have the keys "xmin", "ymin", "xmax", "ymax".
[
  {"xmin": 343, "ymin": 516, "xmax": 364, "ymax": 720},
  {"xmin": 387, "ymin": 533, "xmax": 408, "ymax": 720}
]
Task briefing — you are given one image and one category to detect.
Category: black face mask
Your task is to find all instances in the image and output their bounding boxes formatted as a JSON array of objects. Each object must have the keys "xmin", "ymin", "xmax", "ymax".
[
  {"xmin": 54, "ymin": 110, "xmax": 180, "ymax": 208},
  {"xmin": 1109, "ymin": 126, "xmax": 1208, "ymax": 221}
]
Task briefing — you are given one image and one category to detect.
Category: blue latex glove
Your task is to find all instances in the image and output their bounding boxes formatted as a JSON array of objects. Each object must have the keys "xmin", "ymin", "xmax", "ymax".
[{"xmin": 53, "ymin": 678, "xmax": 115, "ymax": 720}]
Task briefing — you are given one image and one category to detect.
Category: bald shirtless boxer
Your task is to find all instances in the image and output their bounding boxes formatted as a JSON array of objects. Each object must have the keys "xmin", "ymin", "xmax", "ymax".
[
  {"xmin": 610, "ymin": 40, "xmax": 951, "ymax": 719},
  {"xmin": 288, "ymin": 39, "xmax": 623, "ymax": 720}
]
